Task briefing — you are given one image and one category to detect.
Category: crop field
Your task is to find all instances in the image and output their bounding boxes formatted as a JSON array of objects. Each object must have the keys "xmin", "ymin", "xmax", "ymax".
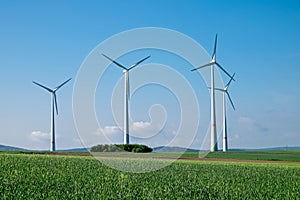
[
  {"xmin": 8, "ymin": 149, "xmax": 300, "ymax": 162},
  {"xmin": 0, "ymin": 153, "xmax": 299, "ymax": 199},
  {"xmin": 181, "ymin": 150, "xmax": 300, "ymax": 162},
  {"xmin": 204, "ymin": 150, "xmax": 300, "ymax": 162}
]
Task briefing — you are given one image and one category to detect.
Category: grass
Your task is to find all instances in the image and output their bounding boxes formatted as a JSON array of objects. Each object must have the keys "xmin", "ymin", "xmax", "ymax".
[
  {"xmin": 1, "ymin": 149, "xmax": 300, "ymax": 163},
  {"xmin": 205, "ymin": 150, "xmax": 300, "ymax": 162},
  {"xmin": 0, "ymin": 153, "xmax": 299, "ymax": 199},
  {"xmin": 1, "ymin": 150, "xmax": 300, "ymax": 162},
  {"xmin": 177, "ymin": 150, "xmax": 300, "ymax": 162}
]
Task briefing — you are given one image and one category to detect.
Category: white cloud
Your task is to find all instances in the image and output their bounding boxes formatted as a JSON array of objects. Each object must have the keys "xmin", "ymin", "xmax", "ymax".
[
  {"xmin": 92, "ymin": 126, "xmax": 123, "ymax": 145},
  {"xmin": 95, "ymin": 126, "xmax": 122, "ymax": 135},
  {"xmin": 95, "ymin": 121, "xmax": 163, "ymax": 139},
  {"xmin": 132, "ymin": 121, "xmax": 151, "ymax": 129},
  {"xmin": 130, "ymin": 121, "xmax": 163, "ymax": 139},
  {"xmin": 85, "ymin": 122, "xmax": 206, "ymax": 149},
  {"xmin": 30, "ymin": 131, "xmax": 49, "ymax": 142}
]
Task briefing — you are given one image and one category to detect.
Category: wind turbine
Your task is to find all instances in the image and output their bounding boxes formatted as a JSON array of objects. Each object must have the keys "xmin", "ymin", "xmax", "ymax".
[
  {"xmin": 191, "ymin": 34, "xmax": 234, "ymax": 152},
  {"xmin": 32, "ymin": 78, "xmax": 72, "ymax": 151},
  {"xmin": 211, "ymin": 73, "xmax": 235, "ymax": 152},
  {"xmin": 102, "ymin": 54, "xmax": 150, "ymax": 144}
]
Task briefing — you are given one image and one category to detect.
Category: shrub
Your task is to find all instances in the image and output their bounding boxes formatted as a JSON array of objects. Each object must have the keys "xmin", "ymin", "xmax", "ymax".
[{"xmin": 90, "ymin": 144, "xmax": 152, "ymax": 153}]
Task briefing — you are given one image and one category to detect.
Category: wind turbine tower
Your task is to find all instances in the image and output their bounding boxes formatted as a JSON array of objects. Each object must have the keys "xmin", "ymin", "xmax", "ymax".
[
  {"xmin": 213, "ymin": 73, "xmax": 235, "ymax": 152},
  {"xmin": 102, "ymin": 54, "xmax": 150, "ymax": 144},
  {"xmin": 33, "ymin": 78, "xmax": 71, "ymax": 151},
  {"xmin": 192, "ymin": 34, "xmax": 234, "ymax": 152}
]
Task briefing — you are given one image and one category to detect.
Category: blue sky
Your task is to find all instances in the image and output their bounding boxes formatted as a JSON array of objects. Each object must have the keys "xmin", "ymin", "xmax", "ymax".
[{"xmin": 0, "ymin": 0, "xmax": 299, "ymax": 150}]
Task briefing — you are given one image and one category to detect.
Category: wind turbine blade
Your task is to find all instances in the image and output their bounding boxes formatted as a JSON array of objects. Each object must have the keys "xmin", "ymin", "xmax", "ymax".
[
  {"xmin": 207, "ymin": 86, "xmax": 226, "ymax": 92},
  {"xmin": 55, "ymin": 78, "xmax": 72, "ymax": 91},
  {"xmin": 191, "ymin": 62, "xmax": 213, "ymax": 71},
  {"xmin": 128, "ymin": 55, "xmax": 151, "ymax": 71},
  {"xmin": 215, "ymin": 62, "xmax": 235, "ymax": 80},
  {"xmin": 215, "ymin": 88, "xmax": 225, "ymax": 92},
  {"xmin": 226, "ymin": 73, "xmax": 235, "ymax": 87},
  {"xmin": 102, "ymin": 54, "xmax": 127, "ymax": 70},
  {"xmin": 54, "ymin": 93, "xmax": 58, "ymax": 115},
  {"xmin": 213, "ymin": 34, "xmax": 218, "ymax": 59},
  {"xmin": 226, "ymin": 91, "xmax": 235, "ymax": 110},
  {"xmin": 32, "ymin": 81, "xmax": 53, "ymax": 93}
]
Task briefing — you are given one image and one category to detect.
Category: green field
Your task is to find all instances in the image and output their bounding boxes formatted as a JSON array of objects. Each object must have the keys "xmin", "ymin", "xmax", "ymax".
[
  {"xmin": 5, "ymin": 149, "xmax": 300, "ymax": 162},
  {"xmin": 182, "ymin": 150, "xmax": 300, "ymax": 162},
  {"xmin": 205, "ymin": 150, "xmax": 300, "ymax": 162},
  {"xmin": 0, "ymin": 153, "xmax": 299, "ymax": 199}
]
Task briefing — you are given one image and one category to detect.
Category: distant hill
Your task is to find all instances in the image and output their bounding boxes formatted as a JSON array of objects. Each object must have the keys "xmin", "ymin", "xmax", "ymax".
[
  {"xmin": 0, "ymin": 144, "xmax": 27, "ymax": 151},
  {"xmin": 153, "ymin": 146, "xmax": 199, "ymax": 152},
  {"xmin": 1, "ymin": 144, "xmax": 299, "ymax": 153},
  {"xmin": 0, "ymin": 144, "xmax": 89, "ymax": 152},
  {"xmin": 58, "ymin": 148, "xmax": 89, "ymax": 152},
  {"xmin": 228, "ymin": 146, "xmax": 300, "ymax": 151},
  {"xmin": 153, "ymin": 146, "xmax": 300, "ymax": 152},
  {"xmin": 245, "ymin": 146, "xmax": 300, "ymax": 151}
]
